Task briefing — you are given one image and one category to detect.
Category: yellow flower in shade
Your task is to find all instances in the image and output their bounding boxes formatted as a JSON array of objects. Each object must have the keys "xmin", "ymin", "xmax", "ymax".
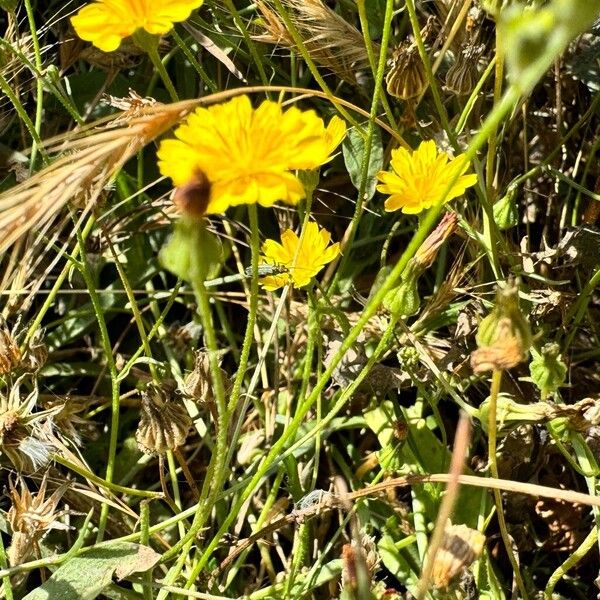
[
  {"xmin": 259, "ymin": 222, "xmax": 341, "ymax": 291},
  {"xmin": 157, "ymin": 95, "xmax": 346, "ymax": 214},
  {"xmin": 71, "ymin": 0, "xmax": 204, "ymax": 52},
  {"xmin": 376, "ymin": 140, "xmax": 477, "ymax": 214}
]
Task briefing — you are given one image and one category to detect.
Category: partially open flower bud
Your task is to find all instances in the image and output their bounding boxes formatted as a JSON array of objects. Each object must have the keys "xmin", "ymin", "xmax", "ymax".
[
  {"xmin": 383, "ymin": 269, "xmax": 420, "ymax": 318},
  {"xmin": 529, "ymin": 342, "xmax": 567, "ymax": 399},
  {"xmin": 493, "ymin": 185, "xmax": 519, "ymax": 230},
  {"xmin": 136, "ymin": 382, "xmax": 192, "ymax": 455},
  {"xmin": 471, "ymin": 282, "xmax": 532, "ymax": 373}
]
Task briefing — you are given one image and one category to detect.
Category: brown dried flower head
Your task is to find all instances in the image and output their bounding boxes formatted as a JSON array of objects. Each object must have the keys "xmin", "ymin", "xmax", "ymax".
[
  {"xmin": 136, "ymin": 382, "xmax": 192, "ymax": 455},
  {"xmin": 446, "ymin": 42, "xmax": 485, "ymax": 96},
  {"xmin": 0, "ymin": 376, "xmax": 60, "ymax": 471},
  {"xmin": 0, "ymin": 316, "xmax": 21, "ymax": 375},
  {"xmin": 184, "ymin": 350, "xmax": 232, "ymax": 404},
  {"xmin": 7, "ymin": 473, "xmax": 69, "ymax": 567},
  {"xmin": 430, "ymin": 523, "xmax": 486, "ymax": 589},
  {"xmin": 386, "ymin": 41, "xmax": 427, "ymax": 101}
]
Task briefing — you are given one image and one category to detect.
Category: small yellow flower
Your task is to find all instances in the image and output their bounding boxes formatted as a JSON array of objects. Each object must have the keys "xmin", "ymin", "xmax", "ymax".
[
  {"xmin": 259, "ymin": 222, "xmax": 340, "ymax": 291},
  {"xmin": 376, "ymin": 140, "xmax": 477, "ymax": 214},
  {"xmin": 71, "ymin": 0, "xmax": 204, "ymax": 52},
  {"xmin": 157, "ymin": 95, "xmax": 346, "ymax": 214}
]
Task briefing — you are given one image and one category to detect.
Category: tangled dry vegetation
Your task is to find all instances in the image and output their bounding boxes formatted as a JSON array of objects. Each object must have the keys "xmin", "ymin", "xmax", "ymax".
[{"xmin": 1, "ymin": 0, "xmax": 600, "ymax": 599}]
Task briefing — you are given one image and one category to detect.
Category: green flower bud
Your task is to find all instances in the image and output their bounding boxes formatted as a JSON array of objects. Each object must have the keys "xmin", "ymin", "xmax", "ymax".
[
  {"xmin": 383, "ymin": 271, "xmax": 420, "ymax": 318},
  {"xmin": 160, "ymin": 218, "xmax": 223, "ymax": 283},
  {"xmin": 493, "ymin": 186, "xmax": 519, "ymax": 230},
  {"xmin": 529, "ymin": 343, "xmax": 567, "ymax": 398}
]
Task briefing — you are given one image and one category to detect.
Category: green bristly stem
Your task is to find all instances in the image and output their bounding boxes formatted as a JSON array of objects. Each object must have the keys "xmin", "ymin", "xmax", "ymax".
[
  {"xmin": 134, "ymin": 31, "xmax": 179, "ymax": 102},
  {"xmin": 488, "ymin": 369, "xmax": 528, "ymax": 599},
  {"xmin": 23, "ymin": 0, "xmax": 45, "ymax": 171},
  {"xmin": 327, "ymin": 0, "xmax": 395, "ymax": 292},
  {"xmin": 0, "ymin": 523, "xmax": 14, "ymax": 600},
  {"xmin": 73, "ymin": 217, "xmax": 122, "ymax": 542}
]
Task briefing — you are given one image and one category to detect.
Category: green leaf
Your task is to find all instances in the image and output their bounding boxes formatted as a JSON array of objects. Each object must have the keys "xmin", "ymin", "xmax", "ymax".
[
  {"xmin": 342, "ymin": 125, "xmax": 384, "ymax": 202},
  {"xmin": 23, "ymin": 543, "xmax": 160, "ymax": 600}
]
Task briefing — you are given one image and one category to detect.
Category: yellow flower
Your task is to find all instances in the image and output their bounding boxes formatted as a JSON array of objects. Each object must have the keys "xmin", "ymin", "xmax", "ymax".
[
  {"xmin": 157, "ymin": 95, "xmax": 346, "ymax": 214},
  {"xmin": 376, "ymin": 140, "xmax": 477, "ymax": 214},
  {"xmin": 259, "ymin": 222, "xmax": 340, "ymax": 291},
  {"xmin": 71, "ymin": 0, "xmax": 204, "ymax": 52}
]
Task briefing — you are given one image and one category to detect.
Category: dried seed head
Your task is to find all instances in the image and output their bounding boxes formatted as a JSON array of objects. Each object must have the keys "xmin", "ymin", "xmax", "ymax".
[
  {"xmin": 0, "ymin": 376, "xmax": 58, "ymax": 471},
  {"xmin": 386, "ymin": 42, "xmax": 427, "ymax": 100},
  {"xmin": 0, "ymin": 316, "xmax": 21, "ymax": 375},
  {"xmin": 430, "ymin": 523, "xmax": 486, "ymax": 589},
  {"xmin": 446, "ymin": 42, "xmax": 485, "ymax": 96},
  {"xmin": 7, "ymin": 474, "xmax": 69, "ymax": 566},
  {"xmin": 22, "ymin": 329, "xmax": 48, "ymax": 373},
  {"xmin": 136, "ymin": 382, "xmax": 192, "ymax": 455},
  {"xmin": 183, "ymin": 351, "xmax": 231, "ymax": 404}
]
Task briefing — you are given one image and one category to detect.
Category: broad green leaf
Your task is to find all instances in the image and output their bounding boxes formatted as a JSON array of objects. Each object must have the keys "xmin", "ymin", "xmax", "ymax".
[
  {"xmin": 342, "ymin": 125, "xmax": 384, "ymax": 202},
  {"xmin": 23, "ymin": 543, "xmax": 160, "ymax": 600}
]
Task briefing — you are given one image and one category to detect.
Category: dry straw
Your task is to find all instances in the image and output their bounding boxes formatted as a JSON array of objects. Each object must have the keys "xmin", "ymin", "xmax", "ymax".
[{"xmin": 255, "ymin": 0, "xmax": 374, "ymax": 84}]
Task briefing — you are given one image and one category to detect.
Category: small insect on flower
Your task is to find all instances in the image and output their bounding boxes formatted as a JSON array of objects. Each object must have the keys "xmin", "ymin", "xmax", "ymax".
[
  {"xmin": 172, "ymin": 169, "xmax": 212, "ymax": 218},
  {"xmin": 376, "ymin": 140, "xmax": 478, "ymax": 214},
  {"xmin": 71, "ymin": 0, "xmax": 205, "ymax": 53},
  {"xmin": 259, "ymin": 221, "xmax": 341, "ymax": 291}
]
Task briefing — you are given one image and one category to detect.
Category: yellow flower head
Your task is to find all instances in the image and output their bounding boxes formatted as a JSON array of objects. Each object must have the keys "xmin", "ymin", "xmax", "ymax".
[
  {"xmin": 71, "ymin": 0, "xmax": 204, "ymax": 52},
  {"xmin": 157, "ymin": 95, "xmax": 346, "ymax": 214},
  {"xmin": 376, "ymin": 140, "xmax": 477, "ymax": 214},
  {"xmin": 259, "ymin": 222, "xmax": 340, "ymax": 291}
]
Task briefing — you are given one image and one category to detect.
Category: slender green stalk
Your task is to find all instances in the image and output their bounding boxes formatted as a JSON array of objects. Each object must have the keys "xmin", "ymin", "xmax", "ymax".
[
  {"xmin": 140, "ymin": 502, "xmax": 153, "ymax": 600},
  {"xmin": 222, "ymin": 0, "xmax": 270, "ymax": 88},
  {"xmin": 73, "ymin": 218, "xmax": 122, "ymax": 542},
  {"xmin": 545, "ymin": 526, "xmax": 597, "ymax": 597},
  {"xmin": 146, "ymin": 43, "xmax": 180, "ymax": 102},
  {"xmin": 355, "ymin": 0, "xmax": 398, "ymax": 131},
  {"xmin": 23, "ymin": 0, "xmax": 45, "ymax": 171},
  {"xmin": 0, "ymin": 73, "xmax": 47, "ymax": 164},
  {"xmin": 327, "ymin": 0, "xmax": 395, "ymax": 291},
  {"xmin": 488, "ymin": 369, "xmax": 528, "ymax": 599},
  {"xmin": 270, "ymin": 0, "xmax": 359, "ymax": 127},
  {"xmin": 0, "ymin": 524, "xmax": 14, "ymax": 600},
  {"xmin": 171, "ymin": 29, "xmax": 217, "ymax": 93}
]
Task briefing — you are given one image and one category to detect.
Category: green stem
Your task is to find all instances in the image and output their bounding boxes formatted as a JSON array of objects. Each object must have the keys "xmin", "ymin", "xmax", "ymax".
[
  {"xmin": 222, "ymin": 0, "xmax": 270, "ymax": 88},
  {"xmin": 0, "ymin": 522, "xmax": 14, "ymax": 600},
  {"xmin": 544, "ymin": 526, "xmax": 597, "ymax": 598},
  {"xmin": 146, "ymin": 43, "xmax": 179, "ymax": 102},
  {"xmin": 140, "ymin": 501, "xmax": 153, "ymax": 600},
  {"xmin": 23, "ymin": 0, "xmax": 45, "ymax": 171},
  {"xmin": 355, "ymin": 0, "xmax": 398, "ymax": 131},
  {"xmin": 488, "ymin": 369, "xmax": 528, "ymax": 599},
  {"xmin": 73, "ymin": 216, "xmax": 122, "ymax": 541},
  {"xmin": 327, "ymin": 0, "xmax": 395, "ymax": 292},
  {"xmin": 171, "ymin": 29, "xmax": 217, "ymax": 93}
]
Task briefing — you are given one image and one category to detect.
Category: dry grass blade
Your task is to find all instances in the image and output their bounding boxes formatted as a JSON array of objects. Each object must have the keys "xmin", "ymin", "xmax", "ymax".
[
  {"xmin": 255, "ymin": 0, "xmax": 374, "ymax": 84},
  {"xmin": 0, "ymin": 98, "xmax": 200, "ymax": 256}
]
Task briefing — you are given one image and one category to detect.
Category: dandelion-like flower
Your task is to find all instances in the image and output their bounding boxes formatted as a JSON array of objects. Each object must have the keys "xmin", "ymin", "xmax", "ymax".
[
  {"xmin": 157, "ymin": 95, "xmax": 346, "ymax": 215},
  {"xmin": 259, "ymin": 221, "xmax": 340, "ymax": 291},
  {"xmin": 376, "ymin": 140, "xmax": 477, "ymax": 214},
  {"xmin": 71, "ymin": 0, "xmax": 204, "ymax": 52}
]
